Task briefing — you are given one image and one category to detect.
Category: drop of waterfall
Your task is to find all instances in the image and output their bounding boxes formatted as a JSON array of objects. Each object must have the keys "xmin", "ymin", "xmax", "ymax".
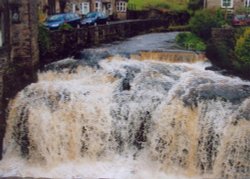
[{"xmin": 0, "ymin": 32, "xmax": 249, "ymax": 179}]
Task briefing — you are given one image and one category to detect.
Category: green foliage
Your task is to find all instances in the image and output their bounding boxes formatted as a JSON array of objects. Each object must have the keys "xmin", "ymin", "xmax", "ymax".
[
  {"xmin": 176, "ymin": 32, "xmax": 206, "ymax": 51},
  {"xmin": 58, "ymin": 23, "xmax": 73, "ymax": 30},
  {"xmin": 189, "ymin": 9, "xmax": 226, "ymax": 40},
  {"xmin": 235, "ymin": 28, "xmax": 250, "ymax": 65},
  {"xmin": 206, "ymin": 40, "xmax": 234, "ymax": 68},
  {"xmin": 146, "ymin": 2, "xmax": 170, "ymax": 10},
  {"xmin": 38, "ymin": 24, "xmax": 50, "ymax": 56},
  {"xmin": 235, "ymin": 7, "xmax": 250, "ymax": 15}
]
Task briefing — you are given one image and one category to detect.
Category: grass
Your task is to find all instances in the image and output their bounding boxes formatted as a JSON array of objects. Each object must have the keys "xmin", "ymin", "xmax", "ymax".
[
  {"xmin": 176, "ymin": 32, "xmax": 206, "ymax": 51},
  {"xmin": 128, "ymin": 0, "xmax": 189, "ymax": 11}
]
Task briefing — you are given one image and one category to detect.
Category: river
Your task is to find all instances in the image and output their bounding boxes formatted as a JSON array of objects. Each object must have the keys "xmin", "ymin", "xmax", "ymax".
[{"xmin": 0, "ymin": 32, "xmax": 249, "ymax": 179}]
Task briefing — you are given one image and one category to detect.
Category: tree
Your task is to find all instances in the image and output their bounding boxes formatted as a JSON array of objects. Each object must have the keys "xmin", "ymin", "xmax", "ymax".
[
  {"xmin": 189, "ymin": 10, "xmax": 225, "ymax": 41},
  {"xmin": 235, "ymin": 28, "xmax": 250, "ymax": 65}
]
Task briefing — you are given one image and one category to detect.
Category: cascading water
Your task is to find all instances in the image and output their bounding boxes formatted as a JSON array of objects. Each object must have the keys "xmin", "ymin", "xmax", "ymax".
[{"xmin": 0, "ymin": 33, "xmax": 249, "ymax": 179}]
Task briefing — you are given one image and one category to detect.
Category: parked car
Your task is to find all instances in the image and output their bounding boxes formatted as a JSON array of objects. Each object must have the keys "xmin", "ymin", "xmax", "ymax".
[
  {"xmin": 43, "ymin": 13, "xmax": 81, "ymax": 30},
  {"xmin": 80, "ymin": 12, "xmax": 108, "ymax": 26},
  {"xmin": 232, "ymin": 14, "xmax": 250, "ymax": 26}
]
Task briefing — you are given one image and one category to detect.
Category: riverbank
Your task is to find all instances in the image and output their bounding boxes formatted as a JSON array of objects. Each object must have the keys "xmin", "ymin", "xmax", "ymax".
[{"xmin": 206, "ymin": 27, "xmax": 250, "ymax": 81}]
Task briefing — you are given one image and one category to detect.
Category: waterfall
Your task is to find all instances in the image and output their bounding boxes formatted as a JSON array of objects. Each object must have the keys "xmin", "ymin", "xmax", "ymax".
[
  {"xmin": 1, "ymin": 31, "xmax": 250, "ymax": 178},
  {"xmin": 0, "ymin": 56, "xmax": 249, "ymax": 179}
]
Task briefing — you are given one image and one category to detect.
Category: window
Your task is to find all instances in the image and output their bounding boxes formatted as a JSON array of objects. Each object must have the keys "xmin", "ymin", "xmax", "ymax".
[
  {"xmin": 107, "ymin": 3, "xmax": 112, "ymax": 15},
  {"xmin": 245, "ymin": 0, "xmax": 250, "ymax": 7},
  {"xmin": 116, "ymin": 1, "xmax": 127, "ymax": 12},
  {"xmin": 107, "ymin": 3, "xmax": 111, "ymax": 11},
  {"xmin": 72, "ymin": 3, "xmax": 76, "ymax": 13},
  {"xmin": 0, "ymin": 12, "xmax": 3, "ymax": 47},
  {"xmin": 95, "ymin": 1, "xmax": 101, "ymax": 12},
  {"xmin": 221, "ymin": 0, "xmax": 233, "ymax": 8},
  {"xmin": 80, "ymin": 2, "xmax": 90, "ymax": 15}
]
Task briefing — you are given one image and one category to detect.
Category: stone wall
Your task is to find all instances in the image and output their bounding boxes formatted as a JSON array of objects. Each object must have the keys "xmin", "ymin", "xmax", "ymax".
[
  {"xmin": 4, "ymin": 0, "xmax": 39, "ymax": 99},
  {"xmin": 0, "ymin": 0, "xmax": 10, "ymax": 160},
  {"xmin": 206, "ymin": 0, "xmax": 221, "ymax": 9},
  {"xmin": 41, "ymin": 19, "xmax": 169, "ymax": 64},
  {"xmin": 206, "ymin": 27, "xmax": 236, "ymax": 69},
  {"xmin": 0, "ymin": 0, "xmax": 39, "ymax": 159}
]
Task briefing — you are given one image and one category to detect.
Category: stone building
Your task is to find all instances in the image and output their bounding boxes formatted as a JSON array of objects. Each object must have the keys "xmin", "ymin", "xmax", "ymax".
[
  {"xmin": 115, "ymin": 0, "xmax": 128, "ymax": 19},
  {"xmin": 38, "ymin": 0, "xmax": 128, "ymax": 20},
  {"xmin": 205, "ymin": 0, "xmax": 250, "ymax": 10},
  {"xmin": 0, "ymin": 0, "xmax": 9, "ymax": 159},
  {"xmin": 72, "ymin": 0, "xmax": 128, "ymax": 19},
  {"xmin": 0, "ymin": 0, "xmax": 39, "ymax": 159}
]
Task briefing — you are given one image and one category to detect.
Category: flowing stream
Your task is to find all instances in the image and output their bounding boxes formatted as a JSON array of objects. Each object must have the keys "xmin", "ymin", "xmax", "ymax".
[{"xmin": 0, "ymin": 32, "xmax": 249, "ymax": 179}]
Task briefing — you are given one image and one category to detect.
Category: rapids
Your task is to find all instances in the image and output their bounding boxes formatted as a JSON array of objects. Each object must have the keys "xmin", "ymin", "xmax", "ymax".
[{"xmin": 0, "ymin": 33, "xmax": 249, "ymax": 179}]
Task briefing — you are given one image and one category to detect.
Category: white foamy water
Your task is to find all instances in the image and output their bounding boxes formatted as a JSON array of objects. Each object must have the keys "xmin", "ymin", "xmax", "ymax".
[{"xmin": 0, "ymin": 57, "xmax": 249, "ymax": 179}]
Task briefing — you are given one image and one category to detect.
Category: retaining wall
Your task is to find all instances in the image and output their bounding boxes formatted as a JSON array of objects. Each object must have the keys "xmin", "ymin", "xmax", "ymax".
[
  {"xmin": 0, "ymin": 0, "xmax": 39, "ymax": 159},
  {"xmin": 41, "ymin": 19, "xmax": 169, "ymax": 64}
]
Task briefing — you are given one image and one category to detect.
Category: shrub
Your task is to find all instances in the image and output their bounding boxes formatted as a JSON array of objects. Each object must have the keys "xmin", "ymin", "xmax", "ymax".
[
  {"xmin": 235, "ymin": 28, "xmax": 250, "ymax": 65},
  {"xmin": 206, "ymin": 40, "xmax": 234, "ymax": 68},
  {"xmin": 235, "ymin": 7, "xmax": 250, "ymax": 15},
  {"xmin": 176, "ymin": 32, "xmax": 206, "ymax": 51},
  {"xmin": 58, "ymin": 23, "xmax": 73, "ymax": 30},
  {"xmin": 189, "ymin": 9, "xmax": 225, "ymax": 40},
  {"xmin": 149, "ymin": 2, "xmax": 170, "ymax": 9},
  {"xmin": 38, "ymin": 24, "xmax": 50, "ymax": 56}
]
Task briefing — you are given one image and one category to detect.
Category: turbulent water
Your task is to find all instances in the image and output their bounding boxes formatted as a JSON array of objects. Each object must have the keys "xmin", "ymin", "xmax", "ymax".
[{"xmin": 0, "ymin": 33, "xmax": 250, "ymax": 179}]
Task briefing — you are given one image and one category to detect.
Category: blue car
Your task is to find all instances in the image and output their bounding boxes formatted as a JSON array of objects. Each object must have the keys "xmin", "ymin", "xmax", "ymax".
[
  {"xmin": 43, "ymin": 13, "xmax": 81, "ymax": 30},
  {"xmin": 80, "ymin": 12, "xmax": 108, "ymax": 26}
]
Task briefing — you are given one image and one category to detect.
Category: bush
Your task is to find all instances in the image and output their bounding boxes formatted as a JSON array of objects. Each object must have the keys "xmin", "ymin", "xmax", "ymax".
[
  {"xmin": 176, "ymin": 32, "xmax": 206, "ymax": 51},
  {"xmin": 58, "ymin": 23, "xmax": 73, "ymax": 30},
  {"xmin": 235, "ymin": 28, "xmax": 250, "ymax": 65},
  {"xmin": 206, "ymin": 40, "xmax": 234, "ymax": 68},
  {"xmin": 235, "ymin": 7, "xmax": 250, "ymax": 15},
  {"xmin": 189, "ymin": 9, "xmax": 225, "ymax": 40},
  {"xmin": 38, "ymin": 24, "xmax": 50, "ymax": 56},
  {"xmin": 147, "ymin": 2, "xmax": 170, "ymax": 9}
]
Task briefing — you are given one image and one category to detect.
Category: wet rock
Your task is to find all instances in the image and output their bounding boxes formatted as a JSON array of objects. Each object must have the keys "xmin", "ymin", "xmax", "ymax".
[
  {"xmin": 205, "ymin": 65, "xmax": 222, "ymax": 71},
  {"xmin": 133, "ymin": 111, "xmax": 151, "ymax": 150},
  {"xmin": 43, "ymin": 58, "xmax": 79, "ymax": 72},
  {"xmin": 121, "ymin": 78, "xmax": 131, "ymax": 91},
  {"xmin": 182, "ymin": 79, "xmax": 250, "ymax": 106},
  {"xmin": 76, "ymin": 49, "xmax": 110, "ymax": 68},
  {"xmin": 13, "ymin": 106, "xmax": 30, "ymax": 157},
  {"xmin": 235, "ymin": 99, "xmax": 250, "ymax": 122},
  {"xmin": 181, "ymin": 78, "xmax": 215, "ymax": 106},
  {"xmin": 197, "ymin": 84, "xmax": 250, "ymax": 104},
  {"xmin": 119, "ymin": 66, "xmax": 140, "ymax": 91}
]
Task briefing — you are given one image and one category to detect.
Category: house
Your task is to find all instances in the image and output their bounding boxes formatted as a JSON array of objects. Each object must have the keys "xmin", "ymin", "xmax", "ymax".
[
  {"xmin": 205, "ymin": 0, "xmax": 250, "ymax": 11},
  {"xmin": 38, "ymin": 0, "xmax": 61, "ymax": 15},
  {"xmin": 70, "ymin": 0, "xmax": 128, "ymax": 19},
  {"xmin": 115, "ymin": 0, "xmax": 128, "ymax": 19},
  {"xmin": 38, "ymin": 0, "xmax": 128, "ymax": 20}
]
